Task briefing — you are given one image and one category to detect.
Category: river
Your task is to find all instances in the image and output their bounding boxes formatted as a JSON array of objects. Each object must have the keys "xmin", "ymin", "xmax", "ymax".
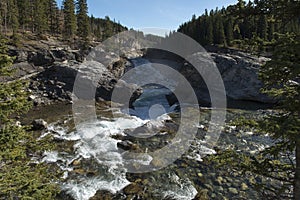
[{"xmin": 40, "ymin": 58, "xmax": 275, "ymax": 200}]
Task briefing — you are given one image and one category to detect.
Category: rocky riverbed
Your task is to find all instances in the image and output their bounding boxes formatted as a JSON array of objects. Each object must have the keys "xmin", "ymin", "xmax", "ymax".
[
  {"xmin": 26, "ymin": 101, "xmax": 279, "ymax": 200},
  {"xmin": 6, "ymin": 35, "xmax": 281, "ymax": 200}
]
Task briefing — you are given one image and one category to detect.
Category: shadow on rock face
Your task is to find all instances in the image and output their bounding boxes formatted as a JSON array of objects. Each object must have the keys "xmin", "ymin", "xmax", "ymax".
[{"xmin": 35, "ymin": 64, "xmax": 142, "ymax": 105}]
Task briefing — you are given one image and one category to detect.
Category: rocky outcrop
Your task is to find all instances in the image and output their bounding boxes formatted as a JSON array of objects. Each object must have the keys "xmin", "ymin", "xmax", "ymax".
[
  {"xmin": 212, "ymin": 52, "xmax": 272, "ymax": 102},
  {"xmin": 28, "ymin": 59, "xmax": 141, "ymax": 105},
  {"xmin": 177, "ymin": 51, "xmax": 274, "ymax": 106},
  {"xmin": 6, "ymin": 38, "xmax": 142, "ymax": 106}
]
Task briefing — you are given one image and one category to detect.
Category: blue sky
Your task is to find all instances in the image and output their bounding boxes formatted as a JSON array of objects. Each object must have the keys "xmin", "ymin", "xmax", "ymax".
[{"xmin": 57, "ymin": 0, "xmax": 237, "ymax": 31}]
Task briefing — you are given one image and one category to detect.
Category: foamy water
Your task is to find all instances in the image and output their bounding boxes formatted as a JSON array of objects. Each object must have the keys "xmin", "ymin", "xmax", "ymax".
[
  {"xmin": 42, "ymin": 109, "xmax": 202, "ymax": 200},
  {"xmin": 40, "ymin": 58, "xmax": 205, "ymax": 200}
]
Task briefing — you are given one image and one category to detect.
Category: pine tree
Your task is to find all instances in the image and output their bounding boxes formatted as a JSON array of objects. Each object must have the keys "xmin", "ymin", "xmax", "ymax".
[
  {"xmin": 17, "ymin": 0, "xmax": 30, "ymax": 31},
  {"xmin": 259, "ymin": 33, "xmax": 300, "ymax": 199},
  {"xmin": 268, "ymin": 20, "xmax": 275, "ymax": 41},
  {"xmin": 225, "ymin": 16, "xmax": 234, "ymax": 45},
  {"xmin": 47, "ymin": 0, "xmax": 59, "ymax": 35},
  {"xmin": 33, "ymin": 0, "xmax": 48, "ymax": 35},
  {"xmin": 206, "ymin": 15, "xmax": 214, "ymax": 44},
  {"xmin": 103, "ymin": 16, "xmax": 113, "ymax": 40},
  {"xmin": 0, "ymin": 0, "xmax": 8, "ymax": 33},
  {"xmin": 63, "ymin": 0, "xmax": 76, "ymax": 39},
  {"xmin": 211, "ymin": 1, "xmax": 300, "ymax": 198},
  {"xmin": 76, "ymin": 0, "xmax": 90, "ymax": 44},
  {"xmin": 214, "ymin": 14, "xmax": 226, "ymax": 45},
  {"xmin": 258, "ymin": 14, "xmax": 268, "ymax": 40},
  {"xmin": 8, "ymin": 0, "xmax": 19, "ymax": 34}
]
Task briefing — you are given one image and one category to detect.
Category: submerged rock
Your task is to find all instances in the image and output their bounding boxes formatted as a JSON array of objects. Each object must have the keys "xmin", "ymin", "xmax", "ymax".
[{"xmin": 123, "ymin": 183, "xmax": 143, "ymax": 195}]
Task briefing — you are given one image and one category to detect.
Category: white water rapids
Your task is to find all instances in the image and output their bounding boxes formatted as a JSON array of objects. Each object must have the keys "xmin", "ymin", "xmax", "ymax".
[{"xmin": 40, "ymin": 59, "xmax": 203, "ymax": 200}]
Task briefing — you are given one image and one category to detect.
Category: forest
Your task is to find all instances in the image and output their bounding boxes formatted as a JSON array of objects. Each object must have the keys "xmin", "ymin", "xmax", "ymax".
[
  {"xmin": 0, "ymin": 0, "xmax": 127, "ymax": 43},
  {"xmin": 178, "ymin": 0, "xmax": 300, "ymax": 52}
]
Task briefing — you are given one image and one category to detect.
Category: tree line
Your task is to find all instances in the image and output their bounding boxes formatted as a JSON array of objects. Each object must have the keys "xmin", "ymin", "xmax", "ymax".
[
  {"xmin": 178, "ymin": 0, "xmax": 300, "ymax": 51},
  {"xmin": 0, "ymin": 0, "xmax": 127, "ymax": 43}
]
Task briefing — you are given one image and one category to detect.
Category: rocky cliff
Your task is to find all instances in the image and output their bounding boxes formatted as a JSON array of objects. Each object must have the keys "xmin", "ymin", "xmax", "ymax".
[
  {"xmin": 180, "ymin": 51, "xmax": 274, "ymax": 105},
  {"xmin": 6, "ymin": 36, "xmax": 141, "ymax": 106},
  {"xmin": 144, "ymin": 49, "xmax": 275, "ymax": 108}
]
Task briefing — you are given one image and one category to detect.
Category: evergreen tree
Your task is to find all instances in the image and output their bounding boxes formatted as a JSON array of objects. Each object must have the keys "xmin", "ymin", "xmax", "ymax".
[
  {"xmin": 211, "ymin": 1, "xmax": 300, "ymax": 198},
  {"xmin": 258, "ymin": 14, "xmax": 268, "ymax": 40},
  {"xmin": 268, "ymin": 20, "xmax": 275, "ymax": 41},
  {"xmin": 259, "ymin": 33, "xmax": 300, "ymax": 199},
  {"xmin": 17, "ymin": 0, "xmax": 30, "ymax": 31},
  {"xmin": 63, "ymin": 0, "xmax": 76, "ymax": 39},
  {"xmin": 47, "ymin": 0, "xmax": 60, "ymax": 35},
  {"xmin": 214, "ymin": 14, "xmax": 226, "ymax": 45},
  {"xmin": 103, "ymin": 16, "xmax": 113, "ymax": 40},
  {"xmin": 76, "ymin": 0, "xmax": 90, "ymax": 43},
  {"xmin": 225, "ymin": 16, "xmax": 234, "ymax": 45},
  {"xmin": 8, "ymin": 0, "xmax": 19, "ymax": 34},
  {"xmin": 33, "ymin": 0, "xmax": 48, "ymax": 35},
  {"xmin": 0, "ymin": 0, "xmax": 8, "ymax": 33},
  {"xmin": 206, "ymin": 13, "xmax": 214, "ymax": 44}
]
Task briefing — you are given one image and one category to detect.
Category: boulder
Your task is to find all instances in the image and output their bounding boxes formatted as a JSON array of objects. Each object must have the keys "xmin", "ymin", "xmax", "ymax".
[
  {"xmin": 32, "ymin": 119, "xmax": 48, "ymax": 130},
  {"xmin": 117, "ymin": 140, "xmax": 138, "ymax": 151},
  {"xmin": 9, "ymin": 49, "xmax": 28, "ymax": 63},
  {"xmin": 50, "ymin": 49, "xmax": 76, "ymax": 61},
  {"xmin": 28, "ymin": 50, "xmax": 55, "ymax": 66}
]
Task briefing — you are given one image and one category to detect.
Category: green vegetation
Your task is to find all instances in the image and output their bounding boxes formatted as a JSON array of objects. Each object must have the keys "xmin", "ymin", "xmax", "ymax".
[
  {"xmin": 76, "ymin": 0, "xmax": 90, "ymax": 46},
  {"xmin": 0, "ymin": 0, "xmax": 127, "ymax": 45},
  {"xmin": 63, "ymin": 0, "xmax": 77, "ymax": 40},
  {"xmin": 178, "ymin": 0, "xmax": 300, "ymax": 52},
  {"xmin": 0, "ymin": 34, "xmax": 61, "ymax": 199},
  {"xmin": 208, "ymin": 1, "xmax": 300, "ymax": 199}
]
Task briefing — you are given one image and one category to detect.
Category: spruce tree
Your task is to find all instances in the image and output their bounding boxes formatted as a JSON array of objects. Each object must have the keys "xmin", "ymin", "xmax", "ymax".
[
  {"xmin": 214, "ymin": 14, "xmax": 226, "ymax": 45},
  {"xmin": 206, "ymin": 16, "xmax": 214, "ymax": 45},
  {"xmin": 103, "ymin": 16, "xmax": 113, "ymax": 40},
  {"xmin": 0, "ymin": 0, "xmax": 8, "ymax": 34},
  {"xmin": 8, "ymin": 0, "xmax": 19, "ymax": 35},
  {"xmin": 258, "ymin": 14, "xmax": 268, "ymax": 40},
  {"xmin": 63, "ymin": 0, "xmax": 76, "ymax": 40},
  {"xmin": 225, "ymin": 16, "xmax": 234, "ymax": 45},
  {"xmin": 259, "ymin": 33, "xmax": 300, "ymax": 199},
  {"xmin": 17, "ymin": 0, "xmax": 30, "ymax": 31},
  {"xmin": 268, "ymin": 20, "xmax": 275, "ymax": 41},
  {"xmin": 76, "ymin": 0, "xmax": 90, "ymax": 44},
  {"xmin": 33, "ymin": 0, "xmax": 48, "ymax": 35},
  {"xmin": 47, "ymin": 0, "xmax": 59, "ymax": 35}
]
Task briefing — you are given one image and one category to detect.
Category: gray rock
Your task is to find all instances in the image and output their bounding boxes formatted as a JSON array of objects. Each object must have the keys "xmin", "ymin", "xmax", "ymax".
[
  {"xmin": 117, "ymin": 140, "xmax": 138, "ymax": 151},
  {"xmin": 32, "ymin": 119, "xmax": 48, "ymax": 130},
  {"xmin": 228, "ymin": 187, "xmax": 239, "ymax": 195},
  {"xmin": 7, "ymin": 42, "xmax": 142, "ymax": 106},
  {"xmin": 50, "ymin": 49, "xmax": 76, "ymax": 61},
  {"xmin": 28, "ymin": 95, "xmax": 37, "ymax": 101},
  {"xmin": 28, "ymin": 51, "xmax": 55, "ymax": 66},
  {"xmin": 179, "ymin": 52, "xmax": 275, "ymax": 106}
]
